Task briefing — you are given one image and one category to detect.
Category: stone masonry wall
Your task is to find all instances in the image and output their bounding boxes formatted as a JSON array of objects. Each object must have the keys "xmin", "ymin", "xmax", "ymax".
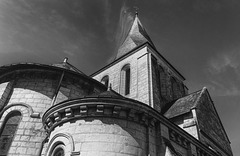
[
  {"xmin": 151, "ymin": 54, "xmax": 186, "ymax": 112},
  {"xmin": 0, "ymin": 72, "xmax": 58, "ymax": 155},
  {"xmin": 8, "ymin": 74, "xmax": 57, "ymax": 113},
  {"xmin": 170, "ymin": 112, "xmax": 199, "ymax": 140},
  {"xmin": 93, "ymin": 47, "xmax": 151, "ymax": 106},
  {"xmin": 151, "ymin": 57, "xmax": 162, "ymax": 112},
  {"xmin": 170, "ymin": 141, "xmax": 188, "ymax": 155},
  {"xmin": 0, "ymin": 70, "xmax": 105, "ymax": 156},
  {"xmin": 93, "ymin": 46, "xmax": 187, "ymax": 110},
  {"xmin": 46, "ymin": 117, "xmax": 150, "ymax": 156},
  {"xmin": 54, "ymin": 75, "xmax": 98, "ymax": 104}
]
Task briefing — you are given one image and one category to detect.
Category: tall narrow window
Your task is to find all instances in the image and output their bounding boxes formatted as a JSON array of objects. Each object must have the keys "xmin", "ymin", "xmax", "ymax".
[
  {"xmin": 171, "ymin": 77, "xmax": 178, "ymax": 99},
  {"xmin": 159, "ymin": 65, "xmax": 167, "ymax": 97},
  {"xmin": 101, "ymin": 75, "xmax": 109, "ymax": 88},
  {"xmin": 179, "ymin": 83, "xmax": 185, "ymax": 96},
  {"xmin": 125, "ymin": 67, "xmax": 130, "ymax": 95},
  {"xmin": 120, "ymin": 64, "xmax": 131, "ymax": 95},
  {"xmin": 152, "ymin": 57, "xmax": 161, "ymax": 95},
  {"xmin": 0, "ymin": 111, "xmax": 22, "ymax": 156}
]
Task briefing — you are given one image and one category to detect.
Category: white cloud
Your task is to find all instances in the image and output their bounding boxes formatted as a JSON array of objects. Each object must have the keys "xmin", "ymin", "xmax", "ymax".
[
  {"xmin": 206, "ymin": 50, "xmax": 240, "ymax": 96},
  {"xmin": 207, "ymin": 81, "xmax": 240, "ymax": 96},
  {"xmin": 208, "ymin": 53, "xmax": 239, "ymax": 74}
]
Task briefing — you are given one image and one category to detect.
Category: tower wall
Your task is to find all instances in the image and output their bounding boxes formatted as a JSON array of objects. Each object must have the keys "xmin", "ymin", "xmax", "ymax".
[
  {"xmin": 93, "ymin": 45, "xmax": 187, "ymax": 112},
  {"xmin": 149, "ymin": 48, "xmax": 186, "ymax": 112},
  {"xmin": 93, "ymin": 47, "xmax": 152, "ymax": 106}
]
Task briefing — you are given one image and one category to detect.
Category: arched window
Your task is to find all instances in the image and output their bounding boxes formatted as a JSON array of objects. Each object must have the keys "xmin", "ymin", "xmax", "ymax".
[
  {"xmin": 101, "ymin": 75, "xmax": 109, "ymax": 88},
  {"xmin": 179, "ymin": 83, "xmax": 185, "ymax": 96},
  {"xmin": 51, "ymin": 144, "xmax": 65, "ymax": 156},
  {"xmin": 159, "ymin": 65, "xmax": 167, "ymax": 97},
  {"xmin": 120, "ymin": 64, "xmax": 131, "ymax": 95},
  {"xmin": 151, "ymin": 57, "xmax": 161, "ymax": 96},
  {"xmin": 171, "ymin": 77, "xmax": 178, "ymax": 100},
  {"xmin": 0, "ymin": 111, "xmax": 22, "ymax": 155}
]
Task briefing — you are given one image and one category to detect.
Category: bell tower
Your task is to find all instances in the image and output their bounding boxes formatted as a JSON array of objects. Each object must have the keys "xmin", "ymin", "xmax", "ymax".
[{"xmin": 91, "ymin": 13, "xmax": 187, "ymax": 112}]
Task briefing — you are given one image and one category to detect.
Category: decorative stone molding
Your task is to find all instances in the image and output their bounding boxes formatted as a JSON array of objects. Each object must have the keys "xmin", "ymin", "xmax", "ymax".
[
  {"xmin": 42, "ymin": 97, "xmax": 221, "ymax": 156},
  {"xmin": 65, "ymin": 108, "xmax": 73, "ymax": 117},
  {"xmin": 169, "ymin": 129, "xmax": 214, "ymax": 156},
  {"xmin": 169, "ymin": 129, "xmax": 190, "ymax": 149},
  {"xmin": 183, "ymin": 120, "xmax": 196, "ymax": 128},
  {"xmin": 80, "ymin": 105, "xmax": 87, "ymax": 115},
  {"xmin": 54, "ymin": 112, "xmax": 61, "ymax": 122},
  {"xmin": 46, "ymin": 132, "xmax": 80, "ymax": 156},
  {"xmin": 197, "ymin": 147, "xmax": 209, "ymax": 156},
  {"xmin": 42, "ymin": 97, "xmax": 159, "ymax": 133},
  {"xmin": 149, "ymin": 118, "xmax": 157, "ymax": 127},
  {"xmin": 96, "ymin": 105, "xmax": 104, "ymax": 115},
  {"xmin": 113, "ymin": 106, "xmax": 121, "ymax": 116},
  {"xmin": 0, "ymin": 103, "xmax": 40, "ymax": 118}
]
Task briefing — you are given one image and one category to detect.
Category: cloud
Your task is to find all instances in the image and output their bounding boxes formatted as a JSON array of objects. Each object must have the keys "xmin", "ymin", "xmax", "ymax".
[
  {"xmin": 207, "ymin": 81, "xmax": 240, "ymax": 96},
  {"xmin": 0, "ymin": 0, "xmax": 108, "ymax": 71},
  {"xmin": 208, "ymin": 52, "xmax": 240, "ymax": 75},
  {"xmin": 206, "ymin": 51, "xmax": 240, "ymax": 96}
]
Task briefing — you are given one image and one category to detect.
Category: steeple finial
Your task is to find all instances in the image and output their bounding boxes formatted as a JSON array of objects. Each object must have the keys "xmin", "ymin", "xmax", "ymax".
[
  {"xmin": 63, "ymin": 57, "xmax": 68, "ymax": 63},
  {"xmin": 134, "ymin": 6, "xmax": 139, "ymax": 16},
  {"xmin": 115, "ymin": 7, "xmax": 156, "ymax": 60}
]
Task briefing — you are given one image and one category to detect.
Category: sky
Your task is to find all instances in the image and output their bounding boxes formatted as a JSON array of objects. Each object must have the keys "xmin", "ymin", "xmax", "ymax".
[{"xmin": 0, "ymin": 0, "xmax": 239, "ymax": 155}]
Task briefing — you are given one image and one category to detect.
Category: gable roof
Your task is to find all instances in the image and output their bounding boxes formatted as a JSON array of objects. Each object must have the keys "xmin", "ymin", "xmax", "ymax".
[
  {"xmin": 163, "ymin": 89, "xmax": 202, "ymax": 118},
  {"xmin": 115, "ymin": 13, "xmax": 156, "ymax": 60},
  {"xmin": 164, "ymin": 87, "xmax": 232, "ymax": 155},
  {"xmin": 194, "ymin": 88, "xmax": 232, "ymax": 155}
]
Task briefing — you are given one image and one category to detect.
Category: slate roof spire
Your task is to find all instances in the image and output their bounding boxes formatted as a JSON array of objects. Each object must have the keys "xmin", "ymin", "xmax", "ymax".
[{"xmin": 115, "ymin": 12, "xmax": 156, "ymax": 60}]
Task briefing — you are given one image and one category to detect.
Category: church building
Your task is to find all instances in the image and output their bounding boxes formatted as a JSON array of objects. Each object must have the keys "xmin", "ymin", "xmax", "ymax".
[{"xmin": 0, "ymin": 13, "xmax": 233, "ymax": 156}]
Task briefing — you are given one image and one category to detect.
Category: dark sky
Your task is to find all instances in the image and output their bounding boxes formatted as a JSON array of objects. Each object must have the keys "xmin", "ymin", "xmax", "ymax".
[{"xmin": 0, "ymin": 0, "xmax": 239, "ymax": 154}]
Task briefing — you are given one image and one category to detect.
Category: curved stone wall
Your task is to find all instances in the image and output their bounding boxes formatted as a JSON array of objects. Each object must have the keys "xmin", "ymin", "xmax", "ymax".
[
  {"xmin": 47, "ymin": 117, "xmax": 147, "ymax": 156},
  {"xmin": 43, "ymin": 97, "xmax": 160, "ymax": 156},
  {"xmin": 0, "ymin": 64, "xmax": 106, "ymax": 156},
  {"xmin": 43, "ymin": 96, "xmax": 220, "ymax": 156}
]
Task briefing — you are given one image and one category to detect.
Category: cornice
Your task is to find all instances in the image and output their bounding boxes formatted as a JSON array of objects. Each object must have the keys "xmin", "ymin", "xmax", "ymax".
[
  {"xmin": 42, "ymin": 97, "xmax": 220, "ymax": 156},
  {"xmin": 0, "ymin": 63, "xmax": 106, "ymax": 89}
]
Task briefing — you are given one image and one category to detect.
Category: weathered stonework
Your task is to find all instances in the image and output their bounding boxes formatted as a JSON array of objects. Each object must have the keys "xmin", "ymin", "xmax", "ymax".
[
  {"xmin": 0, "ymin": 64, "xmax": 105, "ymax": 156},
  {"xmin": 41, "ymin": 95, "xmax": 224, "ymax": 156},
  {"xmin": 0, "ymin": 13, "xmax": 233, "ymax": 156},
  {"xmin": 92, "ymin": 47, "xmax": 151, "ymax": 106},
  {"xmin": 92, "ymin": 45, "xmax": 187, "ymax": 113}
]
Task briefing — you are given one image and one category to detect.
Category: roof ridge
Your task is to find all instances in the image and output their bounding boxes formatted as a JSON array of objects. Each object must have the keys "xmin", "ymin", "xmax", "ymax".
[
  {"xmin": 192, "ymin": 87, "xmax": 207, "ymax": 108},
  {"xmin": 52, "ymin": 58, "xmax": 85, "ymax": 75},
  {"xmin": 163, "ymin": 88, "xmax": 204, "ymax": 118}
]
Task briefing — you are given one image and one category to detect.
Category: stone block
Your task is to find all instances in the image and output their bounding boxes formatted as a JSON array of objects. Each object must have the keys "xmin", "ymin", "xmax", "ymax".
[
  {"xmin": 26, "ymin": 148, "xmax": 36, "ymax": 155},
  {"xmin": 16, "ymin": 147, "xmax": 27, "ymax": 154}
]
